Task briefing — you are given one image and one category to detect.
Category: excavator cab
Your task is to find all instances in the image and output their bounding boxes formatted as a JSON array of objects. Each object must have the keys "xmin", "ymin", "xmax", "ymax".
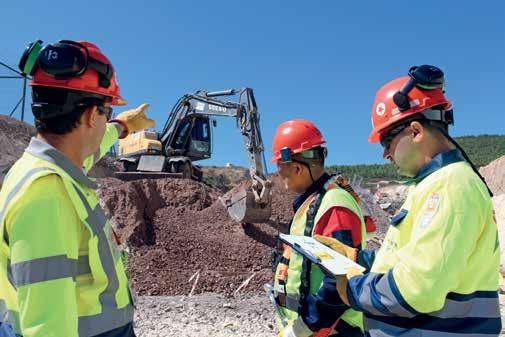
[{"xmin": 170, "ymin": 116, "xmax": 212, "ymax": 161}]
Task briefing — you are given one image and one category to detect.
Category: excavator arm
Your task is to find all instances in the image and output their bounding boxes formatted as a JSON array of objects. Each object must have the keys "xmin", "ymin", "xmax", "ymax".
[{"xmin": 160, "ymin": 88, "xmax": 272, "ymax": 222}]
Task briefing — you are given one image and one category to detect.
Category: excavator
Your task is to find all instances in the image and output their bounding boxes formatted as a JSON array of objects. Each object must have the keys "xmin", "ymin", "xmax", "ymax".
[{"xmin": 115, "ymin": 87, "xmax": 271, "ymax": 223}]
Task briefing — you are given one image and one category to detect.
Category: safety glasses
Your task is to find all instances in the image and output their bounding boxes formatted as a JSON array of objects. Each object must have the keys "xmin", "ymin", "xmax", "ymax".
[
  {"xmin": 19, "ymin": 40, "xmax": 113, "ymax": 88},
  {"xmin": 380, "ymin": 123, "xmax": 410, "ymax": 150},
  {"xmin": 97, "ymin": 105, "xmax": 113, "ymax": 120},
  {"xmin": 393, "ymin": 65, "xmax": 445, "ymax": 112},
  {"xmin": 74, "ymin": 100, "xmax": 112, "ymax": 120},
  {"xmin": 278, "ymin": 146, "xmax": 327, "ymax": 164}
]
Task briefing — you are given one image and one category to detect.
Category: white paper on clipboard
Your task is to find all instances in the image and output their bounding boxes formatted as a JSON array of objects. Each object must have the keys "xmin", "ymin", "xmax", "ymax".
[{"xmin": 279, "ymin": 234, "xmax": 365, "ymax": 276}]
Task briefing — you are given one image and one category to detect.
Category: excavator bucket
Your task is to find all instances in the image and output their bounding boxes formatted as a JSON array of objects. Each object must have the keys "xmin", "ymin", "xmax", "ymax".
[{"xmin": 221, "ymin": 185, "xmax": 271, "ymax": 223}]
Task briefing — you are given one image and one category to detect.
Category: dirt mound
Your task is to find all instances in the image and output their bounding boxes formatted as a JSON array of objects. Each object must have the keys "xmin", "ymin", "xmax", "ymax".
[
  {"xmin": 98, "ymin": 175, "xmax": 295, "ymax": 296},
  {"xmin": 0, "ymin": 115, "xmax": 35, "ymax": 180},
  {"xmin": 98, "ymin": 173, "xmax": 391, "ymax": 296},
  {"xmin": 480, "ymin": 156, "xmax": 505, "ymax": 196},
  {"xmin": 0, "ymin": 114, "xmax": 125, "ymax": 182}
]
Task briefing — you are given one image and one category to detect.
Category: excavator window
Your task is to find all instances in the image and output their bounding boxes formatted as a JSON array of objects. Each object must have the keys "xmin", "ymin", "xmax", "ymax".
[
  {"xmin": 173, "ymin": 122, "xmax": 191, "ymax": 149},
  {"xmin": 189, "ymin": 118, "xmax": 211, "ymax": 155},
  {"xmin": 191, "ymin": 118, "xmax": 210, "ymax": 142}
]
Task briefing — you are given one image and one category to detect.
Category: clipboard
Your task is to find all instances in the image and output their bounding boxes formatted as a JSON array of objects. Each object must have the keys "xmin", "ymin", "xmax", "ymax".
[{"xmin": 279, "ymin": 233, "xmax": 365, "ymax": 276}]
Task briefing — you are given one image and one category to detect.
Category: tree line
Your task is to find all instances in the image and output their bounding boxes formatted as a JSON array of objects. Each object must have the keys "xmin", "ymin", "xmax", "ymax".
[{"xmin": 327, "ymin": 134, "xmax": 505, "ymax": 182}]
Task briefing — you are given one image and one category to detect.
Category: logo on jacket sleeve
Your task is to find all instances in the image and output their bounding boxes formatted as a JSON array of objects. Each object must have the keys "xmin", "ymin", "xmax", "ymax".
[{"xmin": 419, "ymin": 193, "xmax": 440, "ymax": 229}]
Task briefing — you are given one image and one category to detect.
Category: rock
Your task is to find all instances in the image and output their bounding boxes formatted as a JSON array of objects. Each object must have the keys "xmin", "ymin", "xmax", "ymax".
[{"xmin": 480, "ymin": 156, "xmax": 505, "ymax": 196}]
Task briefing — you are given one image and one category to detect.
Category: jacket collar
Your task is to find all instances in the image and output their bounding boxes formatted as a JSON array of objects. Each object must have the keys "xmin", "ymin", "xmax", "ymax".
[
  {"xmin": 25, "ymin": 137, "xmax": 98, "ymax": 189},
  {"xmin": 292, "ymin": 172, "xmax": 331, "ymax": 212},
  {"xmin": 407, "ymin": 149, "xmax": 465, "ymax": 185}
]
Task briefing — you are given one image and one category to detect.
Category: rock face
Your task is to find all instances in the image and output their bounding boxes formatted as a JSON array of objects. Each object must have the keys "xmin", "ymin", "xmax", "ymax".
[
  {"xmin": 480, "ymin": 156, "xmax": 505, "ymax": 274},
  {"xmin": 0, "ymin": 115, "xmax": 36, "ymax": 181},
  {"xmin": 480, "ymin": 156, "xmax": 505, "ymax": 196},
  {"xmin": 494, "ymin": 195, "xmax": 505, "ymax": 274},
  {"xmin": 0, "ymin": 114, "xmax": 122, "ymax": 182},
  {"xmin": 374, "ymin": 183, "xmax": 409, "ymax": 215}
]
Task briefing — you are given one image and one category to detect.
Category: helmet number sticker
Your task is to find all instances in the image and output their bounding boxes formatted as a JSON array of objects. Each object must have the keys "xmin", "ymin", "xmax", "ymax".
[{"xmin": 46, "ymin": 50, "xmax": 58, "ymax": 60}]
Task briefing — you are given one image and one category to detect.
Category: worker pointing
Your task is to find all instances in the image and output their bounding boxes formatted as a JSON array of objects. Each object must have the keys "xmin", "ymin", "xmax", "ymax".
[
  {"xmin": 270, "ymin": 120, "xmax": 376, "ymax": 337},
  {"xmin": 317, "ymin": 65, "xmax": 501, "ymax": 336},
  {"xmin": 0, "ymin": 40, "xmax": 153, "ymax": 337}
]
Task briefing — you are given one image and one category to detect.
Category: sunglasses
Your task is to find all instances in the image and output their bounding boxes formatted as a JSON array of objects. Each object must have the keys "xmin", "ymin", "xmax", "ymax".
[
  {"xmin": 97, "ymin": 105, "xmax": 113, "ymax": 120},
  {"xmin": 380, "ymin": 123, "xmax": 410, "ymax": 150}
]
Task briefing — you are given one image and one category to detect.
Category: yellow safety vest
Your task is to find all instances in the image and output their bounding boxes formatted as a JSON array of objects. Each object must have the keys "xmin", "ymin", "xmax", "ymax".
[
  {"xmin": 0, "ymin": 124, "xmax": 134, "ymax": 337},
  {"xmin": 274, "ymin": 175, "xmax": 366, "ymax": 335}
]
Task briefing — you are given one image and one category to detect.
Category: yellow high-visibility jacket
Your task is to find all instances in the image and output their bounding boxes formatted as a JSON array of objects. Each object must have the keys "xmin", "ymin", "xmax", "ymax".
[
  {"xmin": 0, "ymin": 123, "xmax": 134, "ymax": 337},
  {"xmin": 347, "ymin": 150, "xmax": 501, "ymax": 336}
]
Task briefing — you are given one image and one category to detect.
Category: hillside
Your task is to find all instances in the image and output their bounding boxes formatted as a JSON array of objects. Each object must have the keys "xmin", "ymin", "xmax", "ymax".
[{"xmin": 328, "ymin": 134, "xmax": 505, "ymax": 182}]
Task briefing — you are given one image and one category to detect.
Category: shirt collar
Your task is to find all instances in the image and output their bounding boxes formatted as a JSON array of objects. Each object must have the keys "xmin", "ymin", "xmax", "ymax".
[
  {"xmin": 25, "ymin": 137, "xmax": 98, "ymax": 189},
  {"xmin": 407, "ymin": 149, "xmax": 465, "ymax": 185},
  {"xmin": 292, "ymin": 172, "xmax": 331, "ymax": 212}
]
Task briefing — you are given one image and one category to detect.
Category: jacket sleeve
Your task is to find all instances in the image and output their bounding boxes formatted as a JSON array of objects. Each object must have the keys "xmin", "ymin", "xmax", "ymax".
[
  {"xmin": 357, "ymin": 250, "xmax": 376, "ymax": 273},
  {"xmin": 347, "ymin": 179, "xmax": 486, "ymax": 317},
  {"xmin": 6, "ymin": 175, "xmax": 80, "ymax": 337},
  {"xmin": 302, "ymin": 206, "xmax": 363, "ymax": 331},
  {"xmin": 83, "ymin": 122, "xmax": 121, "ymax": 172}
]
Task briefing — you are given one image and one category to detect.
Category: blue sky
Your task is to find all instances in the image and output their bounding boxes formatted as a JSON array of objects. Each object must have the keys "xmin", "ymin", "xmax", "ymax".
[{"xmin": 1, "ymin": 0, "xmax": 504, "ymax": 171}]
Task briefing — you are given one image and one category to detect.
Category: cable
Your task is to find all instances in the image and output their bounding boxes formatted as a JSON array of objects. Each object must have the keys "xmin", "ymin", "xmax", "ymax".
[{"xmin": 439, "ymin": 128, "xmax": 494, "ymax": 197}]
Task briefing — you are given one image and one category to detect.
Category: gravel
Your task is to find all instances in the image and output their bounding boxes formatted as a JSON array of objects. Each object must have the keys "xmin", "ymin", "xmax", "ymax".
[{"xmin": 133, "ymin": 293, "xmax": 276, "ymax": 337}]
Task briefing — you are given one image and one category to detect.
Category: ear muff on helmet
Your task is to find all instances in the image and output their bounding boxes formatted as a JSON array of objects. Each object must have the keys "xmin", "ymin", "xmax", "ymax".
[
  {"xmin": 18, "ymin": 40, "xmax": 44, "ymax": 76},
  {"xmin": 393, "ymin": 65, "xmax": 446, "ymax": 112}
]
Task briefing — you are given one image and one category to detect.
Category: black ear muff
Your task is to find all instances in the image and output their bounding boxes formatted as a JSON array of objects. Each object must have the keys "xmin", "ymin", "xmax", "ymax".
[
  {"xmin": 409, "ymin": 65, "xmax": 445, "ymax": 90},
  {"xmin": 445, "ymin": 109, "xmax": 454, "ymax": 125},
  {"xmin": 18, "ymin": 40, "xmax": 43, "ymax": 76}
]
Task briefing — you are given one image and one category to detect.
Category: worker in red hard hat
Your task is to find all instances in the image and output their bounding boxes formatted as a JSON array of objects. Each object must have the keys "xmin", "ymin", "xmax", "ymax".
[
  {"xmin": 270, "ymin": 119, "xmax": 376, "ymax": 337},
  {"xmin": 0, "ymin": 39, "xmax": 155, "ymax": 337},
  {"xmin": 317, "ymin": 65, "xmax": 501, "ymax": 337}
]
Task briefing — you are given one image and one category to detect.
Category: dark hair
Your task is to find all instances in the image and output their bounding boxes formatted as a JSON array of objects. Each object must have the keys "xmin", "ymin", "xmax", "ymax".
[{"xmin": 32, "ymin": 87, "xmax": 107, "ymax": 135}]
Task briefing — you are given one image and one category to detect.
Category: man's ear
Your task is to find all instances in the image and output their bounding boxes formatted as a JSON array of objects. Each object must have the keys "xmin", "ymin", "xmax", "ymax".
[
  {"xmin": 81, "ymin": 106, "xmax": 98, "ymax": 128},
  {"xmin": 295, "ymin": 162, "xmax": 305, "ymax": 177},
  {"xmin": 410, "ymin": 120, "xmax": 425, "ymax": 143}
]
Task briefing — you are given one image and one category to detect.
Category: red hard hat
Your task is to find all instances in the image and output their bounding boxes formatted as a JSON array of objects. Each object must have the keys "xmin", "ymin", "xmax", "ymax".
[
  {"xmin": 368, "ymin": 76, "xmax": 452, "ymax": 143},
  {"xmin": 271, "ymin": 119, "xmax": 326, "ymax": 163},
  {"xmin": 31, "ymin": 41, "xmax": 126, "ymax": 106}
]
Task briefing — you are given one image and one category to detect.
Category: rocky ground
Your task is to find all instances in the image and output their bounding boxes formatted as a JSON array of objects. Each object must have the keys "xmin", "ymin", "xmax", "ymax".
[
  {"xmin": 132, "ymin": 293, "xmax": 505, "ymax": 337},
  {"xmin": 133, "ymin": 294, "xmax": 276, "ymax": 337}
]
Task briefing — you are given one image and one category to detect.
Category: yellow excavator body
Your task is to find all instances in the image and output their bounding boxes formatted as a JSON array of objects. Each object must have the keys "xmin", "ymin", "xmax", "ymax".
[{"xmin": 118, "ymin": 131, "xmax": 163, "ymax": 157}]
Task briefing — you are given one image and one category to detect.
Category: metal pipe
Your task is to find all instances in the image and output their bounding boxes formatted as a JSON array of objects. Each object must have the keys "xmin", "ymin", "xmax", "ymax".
[
  {"xmin": 9, "ymin": 97, "xmax": 23, "ymax": 117},
  {"xmin": 205, "ymin": 89, "xmax": 236, "ymax": 97},
  {"xmin": 0, "ymin": 61, "xmax": 23, "ymax": 76},
  {"xmin": 21, "ymin": 76, "xmax": 27, "ymax": 121}
]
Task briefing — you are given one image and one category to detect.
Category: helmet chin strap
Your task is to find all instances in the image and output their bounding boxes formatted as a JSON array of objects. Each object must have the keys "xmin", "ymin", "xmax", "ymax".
[
  {"xmin": 292, "ymin": 159, "xmax": 316, "ymax": 184},
  {"xmin": 307, "ymin": 164, "xmax": 316, "ymax": 184}
]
